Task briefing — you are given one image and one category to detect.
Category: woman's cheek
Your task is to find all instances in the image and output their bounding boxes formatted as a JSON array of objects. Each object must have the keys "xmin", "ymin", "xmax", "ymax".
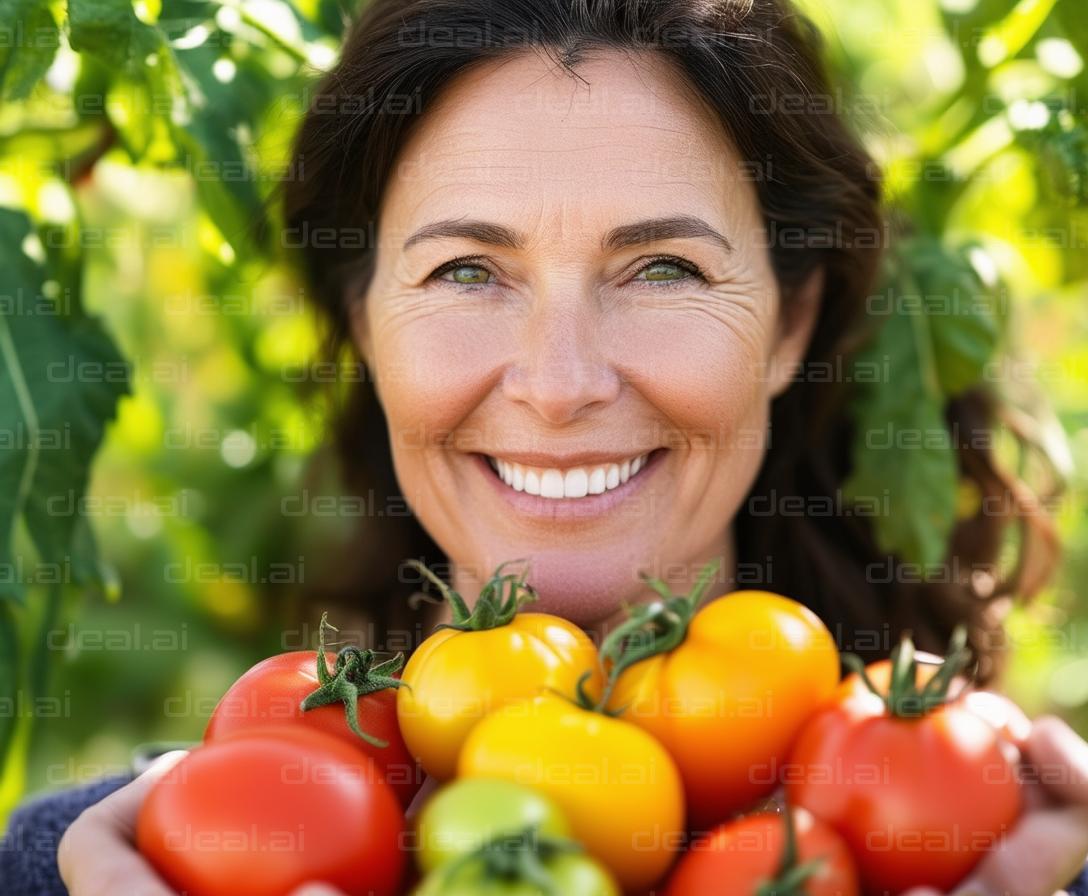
[
  {"xmin": 372, "ymin": 308, "xmax": 505, "ymax": 435},
  {"xmin": 619, "ymin": 307, "xmax": 776, "ymax": 437}
]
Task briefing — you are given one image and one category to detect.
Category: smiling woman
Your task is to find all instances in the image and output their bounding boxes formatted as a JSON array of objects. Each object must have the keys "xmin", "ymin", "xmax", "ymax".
[
  {"xmin": 19, "ymin": 1, "xmax": 1088, "ymax": 896},
  {"xmin": 280, "ymin": 0, "xmax": 1009, "ymax": 660},
  {"xmin": 334, "ymin": 46, "xmax": 812, "ymax": 629}
]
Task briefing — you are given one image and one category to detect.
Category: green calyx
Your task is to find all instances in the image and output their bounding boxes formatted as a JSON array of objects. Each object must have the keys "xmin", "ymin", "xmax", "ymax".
[
  {"xmin": 407, "ymin": 558, "xmax": 538, "ymax": 633},
  {"xmin": 576, "ymin": 558, "xmax": 721, "ymax": 714},
  {"xmin": 843, "ymin": 623, "xmax": 972, "ymax": 719},
  {"xmin": 434, "ymin": 824, "xmax": 582, "ymax": 896},
  {"xmin": 754, "ymin": 805, "xmax": 826, "ymax": 896},
  {"xmin": 299, "ymin": 613, "xmax": 406, "ymax": 748}
]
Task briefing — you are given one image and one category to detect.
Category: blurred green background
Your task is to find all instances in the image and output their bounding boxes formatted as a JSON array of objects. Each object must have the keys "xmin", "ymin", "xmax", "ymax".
[{"xmin": 1, "ymin": 0, "xmax": 1086, "ymax": 819}]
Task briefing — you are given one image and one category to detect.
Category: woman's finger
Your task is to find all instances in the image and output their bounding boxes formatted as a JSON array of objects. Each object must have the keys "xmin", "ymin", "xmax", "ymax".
[
  {"xmin": 963, "ymin": 691, "xmax": 1033, "ymax": 750},
  {"xmin": 288, "ymin": 885, "xmax": 349, "ymax": 896},
  {"xmin": 952, "ymin": 804, "xmax": 1088, "ymax": 896},
  {"xmin": 58, "ymin": 750, "xmax": 189, "ymax": 896},
  {"xmin": 1022, "ymin": 716, "xmax": 1088, "ymax": 806}
]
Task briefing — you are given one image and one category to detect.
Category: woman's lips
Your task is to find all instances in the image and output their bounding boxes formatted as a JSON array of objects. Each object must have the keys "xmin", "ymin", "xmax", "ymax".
[{"xmin": 473, "ymin": 448, "xmax": 666, "ymax": 519}]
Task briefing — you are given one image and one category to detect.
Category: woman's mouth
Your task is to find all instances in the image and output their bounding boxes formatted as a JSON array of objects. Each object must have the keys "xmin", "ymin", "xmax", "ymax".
[{"xmin": 484, "ymin": 451, "xmax": 653, "ymax": 498}]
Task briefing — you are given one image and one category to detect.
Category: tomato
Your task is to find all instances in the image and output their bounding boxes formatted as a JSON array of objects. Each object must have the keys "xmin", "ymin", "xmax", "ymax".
[
  {"xmin": 785, "ymin": 628, "xmax": 1022, "ymax": 894},
  {"xmin": 664, "ymin": 808, "xmax": 859, "ymax": 896},
  {"xmin": 413, "ymin": 851, "xmax": 620, "ymax": 896},
  {"xmin": 457, "ymin": 693, "xmax": 685, "ymax": 892},
  {"xmin": 136, "ymin": 727, "xmax": 406, "ymax": 896},
  {"xmin": 397, "ymin": 561, "xmax": 602, "ymax": 780},
  {"xmin": 412, "ymin": 777, "xmax": 571, "ymax": 874},
  {"xmin": 205, "ymin": 637, "xmax": 421, "ymax": 807},
  {"xmin": 605, "ymin": 570, "xmax": 839, "ymax": 829},
  {"xmin": 410, "ymin": 775, "xmax": 618, "ymax": 895}
]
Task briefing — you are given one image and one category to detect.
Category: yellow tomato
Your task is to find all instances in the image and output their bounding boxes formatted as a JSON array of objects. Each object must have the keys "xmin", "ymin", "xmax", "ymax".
[
  {"xmin": 606, "ymin": 590, "xmax": 840, "ymax": 830},
  {"xmin": 457, "ymin": 693, "xmax": 685, "ymax": 892},
  {"xmin": 398, "ymin": 612, "xmax": 601, "ymax": 780}
]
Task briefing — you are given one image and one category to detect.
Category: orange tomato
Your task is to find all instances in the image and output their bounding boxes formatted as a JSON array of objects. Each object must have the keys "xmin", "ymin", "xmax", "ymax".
[{"xmin": 607, "ymin": 590, "xmax": 840, "ymax": 829}]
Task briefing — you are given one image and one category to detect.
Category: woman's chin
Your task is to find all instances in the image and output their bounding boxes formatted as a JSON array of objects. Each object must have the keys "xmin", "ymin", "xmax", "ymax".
[{"xmin": 504, "ymin": 548, "xmax": 647, "ymax": 628}]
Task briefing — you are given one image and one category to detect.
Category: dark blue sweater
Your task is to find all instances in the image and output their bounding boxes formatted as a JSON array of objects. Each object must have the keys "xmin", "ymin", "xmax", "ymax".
[{"xmin": 3, "ymin": 774, "xmax": 1088, "ymax": 895}]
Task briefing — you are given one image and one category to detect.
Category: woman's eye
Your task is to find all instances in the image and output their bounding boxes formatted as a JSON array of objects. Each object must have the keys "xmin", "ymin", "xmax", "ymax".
[
  {"xmin": 442, "ymin": 264, "xmax": 491, "ymax": 284},
  {"xmin": 637, "ymin": 259, "xmax": 699, "ymax": 283}
]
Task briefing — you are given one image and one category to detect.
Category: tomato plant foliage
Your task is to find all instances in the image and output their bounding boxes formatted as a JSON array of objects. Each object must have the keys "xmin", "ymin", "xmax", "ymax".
[
  {"xmin": 0, "ymin": 0, "xmax": 342, "ymax": 814},
  {"xmin": 1, "ymin": 0, "xmax": 1088, "ymax": 817}
]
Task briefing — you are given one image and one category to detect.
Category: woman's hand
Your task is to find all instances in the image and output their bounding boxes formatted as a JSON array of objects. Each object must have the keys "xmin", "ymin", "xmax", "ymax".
[
  {"xmin": 56, "ymin": 750, "xmax": 348, "ymax": 896},
  {"xmin": 904, "ymin": 705, "xmax": 1088, "ymax": 896},
  {"xmin": 58, "ymin": 750, "xmax": 189, "ymax": 896}
]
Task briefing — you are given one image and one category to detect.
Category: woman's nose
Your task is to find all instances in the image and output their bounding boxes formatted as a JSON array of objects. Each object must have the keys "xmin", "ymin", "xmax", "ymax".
[{"xmin": 501, "ymin": 302, "xmax": 622, "ymax": 425}]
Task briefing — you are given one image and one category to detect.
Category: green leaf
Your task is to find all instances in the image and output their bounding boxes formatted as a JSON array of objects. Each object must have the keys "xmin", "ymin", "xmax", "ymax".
[
  {"xmin": 913, "ymin": 241, "xmax": 1004, "ymax": 396},
  {"xmin": 0, "ymin": 0, "xmax": 60, "ymax": 100},
  {"xmin": 68, "ymin": 0, "xmax": 137, "ymax": 67},
  {"xmin": 844, "ymin": 258, "xmax": 959, "ymax": 567},
  {"xmin": 844, "ymin": 236, "xmax": 1006, "ymax": 565},
  {"xmin": 68, "ymin": 0, "xmax": 162, "ymax": 69},
  {"xmin": 0, "ymin": 208, "xmax": 129, "ymax": 603},
  {"xmin": 171, "ymin": 47, "xmax": 276, "ymax": 255}
]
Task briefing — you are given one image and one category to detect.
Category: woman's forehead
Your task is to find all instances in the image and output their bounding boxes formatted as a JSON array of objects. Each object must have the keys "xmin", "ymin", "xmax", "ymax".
[{"xmin": 381, "ymin": 50, "xmax": 752, "ymax": 241}]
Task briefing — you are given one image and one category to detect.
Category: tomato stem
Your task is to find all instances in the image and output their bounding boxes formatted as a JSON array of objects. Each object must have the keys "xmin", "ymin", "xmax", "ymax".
[
  {"xmin": 586, "ymin": 558, "xmax": 720, "ymax": 713},
  {"xmin": 842, "ymin": 624, "xmax": 972, "ymax": 718},
  {"xmin": 755, "ymin": 806, "xmax": 826, "ymax": 896},
  {"xmin": 434, "ymin": 823, "xmax": 582, "ymax": 895},
  {"xmin": 299, "ymin": 613, "xmax": 406, "ymax": 747},
  {"xmin": 406, "ymin": 559, "xmax": 538, "ymax": 632}
]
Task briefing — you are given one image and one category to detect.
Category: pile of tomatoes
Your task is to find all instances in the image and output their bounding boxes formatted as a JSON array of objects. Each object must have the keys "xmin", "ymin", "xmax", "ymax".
[{"xmin": 136, "ymin": 560, "xmax": 1024, "ymax": 896}]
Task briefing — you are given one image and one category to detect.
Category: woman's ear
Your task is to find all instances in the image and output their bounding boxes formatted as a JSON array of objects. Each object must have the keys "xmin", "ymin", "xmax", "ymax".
[{"xmin": 768, "ymin": 265, "xmax": 825, "ymax": 398}]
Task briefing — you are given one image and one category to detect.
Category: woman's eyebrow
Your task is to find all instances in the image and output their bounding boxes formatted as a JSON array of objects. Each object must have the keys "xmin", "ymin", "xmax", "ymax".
[
  {"xmin": 403, "ymin": 219, "xmax": 525, "ymax": 251},
  {"xmin": 401, "ymin": 214, "xmax": 733, "ymax": 253},
  {"xmin": 603, "ymin": 216, "xmax": 734, "ymax": 253}
]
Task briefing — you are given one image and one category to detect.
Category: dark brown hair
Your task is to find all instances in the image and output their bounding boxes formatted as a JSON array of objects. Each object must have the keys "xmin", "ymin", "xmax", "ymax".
[{"xmin": 280, "ymin": 0, "xmax": 1056, "ymax": 679}]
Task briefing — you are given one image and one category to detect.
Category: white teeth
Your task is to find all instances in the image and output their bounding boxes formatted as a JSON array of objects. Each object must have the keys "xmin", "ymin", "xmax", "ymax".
[
  {"xmin": 564, "ymin": 468, "xmax": 589, "ymax": 499},
  {"xmin": 540, "ymin": 469, "xmax": 565, "ymax": 499},
  {"xmin": 487, "ymin": 453, "xmax": 652, "ymax": 499},
  {"xmin": 606, "ymin": 464, "xmax": 620, "ymax": 489},
  {"xmin": 587, "ymin": 467, "xmax": 606, "ymax": 495},
  {"xmin": 524, "ymin": 469, "xmax": 541, "ymax": 495}
]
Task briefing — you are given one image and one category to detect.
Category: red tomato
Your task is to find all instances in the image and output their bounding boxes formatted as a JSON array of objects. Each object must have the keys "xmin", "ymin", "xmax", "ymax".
[
  {"xmin": 844, "ymin": 660, "xmax": 1032, "ymax": 748},
  {"xmin": 665, "ymin": 808, "xmax": 859, "ymax": 896},
  {"xmin": 205, "ymin": 649, "xmax": 422, "ymax": 807},
  {"xmin": 136, "ymin": 727, "xmax": 406, "ymax": 896},
  {"xmin": 785, "ymin": 640, "xmax": 1021, "ymax": 894}
]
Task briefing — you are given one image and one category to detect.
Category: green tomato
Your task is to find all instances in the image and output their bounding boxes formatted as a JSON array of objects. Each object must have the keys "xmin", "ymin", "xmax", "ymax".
[
  {"xmin": 412, "ymin": 851, "xmax": 621, "ymax": 896},
  {"xmin": 414, "ymin": 777, "xmax": 570, "ymax": 875}
]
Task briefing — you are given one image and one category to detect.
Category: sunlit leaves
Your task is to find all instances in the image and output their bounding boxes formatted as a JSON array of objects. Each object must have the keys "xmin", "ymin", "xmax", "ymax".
[
  {"xmin": 1017, "ymin": 112, "xmax": 1088, "ymax": 205},
  {"xmin": 0, "ymin": 208, "xmax": 128, "ymax": 605},
  {"xmin": 845, "ymin": 239, "xmax": 1005, "ymax": 565},
  {"xmin": 0, "ymin": 0, "xmax": 60, "ymax": 100},
  {"xmin": 69, "ymin": 0, "xmax": 162, "ymax": 69},
  {"xmin": 916, "ymin": 241, "xmax": 1006, "ymax": 394}
]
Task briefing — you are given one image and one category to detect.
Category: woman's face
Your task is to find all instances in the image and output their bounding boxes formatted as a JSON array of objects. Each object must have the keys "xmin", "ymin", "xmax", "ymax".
[{"xmin": 355, "ymin": 50, "xmax": 819, "ymax": 627}]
